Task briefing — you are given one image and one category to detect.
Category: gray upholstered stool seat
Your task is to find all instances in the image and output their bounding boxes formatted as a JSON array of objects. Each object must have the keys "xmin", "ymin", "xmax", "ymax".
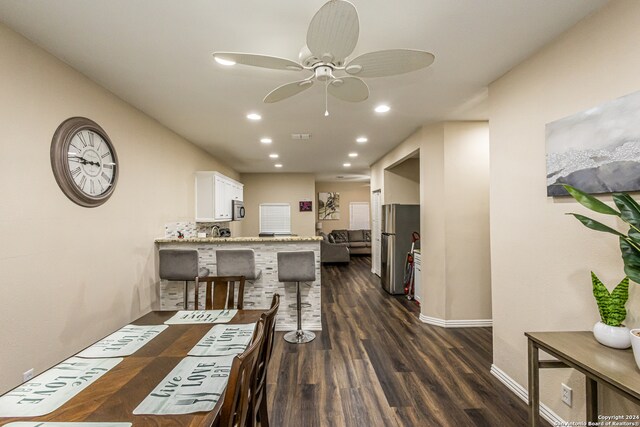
[
  {"xmin": 216, "ymin": 249, "xmax": 262, "ymax": 280},
  {"xmin": 277, "ymin": 251, "xmax": 316, "ymax": 344},
  {"xmin": 159, "ymin": 249, "xmax": 210, "ymax": 309},
  {"xmin": 216, "ymin": 249, "xmax": 261, "ymax": 307}
]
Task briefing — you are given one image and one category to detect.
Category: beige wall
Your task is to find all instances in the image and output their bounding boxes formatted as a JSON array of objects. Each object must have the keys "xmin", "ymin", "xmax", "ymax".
[
  {"xmin": 443, "ymin": 123, "xmax": 491, "ymax": 320},
  {"xmin": 384, "ymin": 158, "xmax": 420, "ymax": 205},
  {"xmin": 240, "ymin": 173, "xmax": 316, "ymax": 237},
  {"xmin": 489, "ymin": 0, "xmax": 640, "ymax": 420},
  {"xmin": 370, "ymin": 121, "xmax": 491, "ymax": 321},
  {"xmin": 0, "ymin": 24, "xmax": 239, "ymax": 393},
  {"xmin": 315, "ymin": 181, "xmax": 371, "ymax": 232}
]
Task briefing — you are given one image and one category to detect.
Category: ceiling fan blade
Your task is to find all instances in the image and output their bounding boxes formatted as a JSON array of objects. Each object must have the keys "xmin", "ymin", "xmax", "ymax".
[
  {"xmin": 306, "ymin": 0, "xmax": 359, "ymax": 64},
  {"xmin": 263, "ymin": 79, "xmax": 315, "ymax": 103},
  {"xmin": 345, "ymin": 49, "xmax": 435, "ymax": 78},
  {"xmin": 212, "ymin": 52, "xmax": 304, "ymax": 71},
  {"xmin": 328, "ymin": 76, "xmax": 369, "ymax": 102}
]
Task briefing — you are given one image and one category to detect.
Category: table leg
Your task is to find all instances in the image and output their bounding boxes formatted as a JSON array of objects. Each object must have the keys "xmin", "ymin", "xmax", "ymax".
[
  {"xmin": 586, "ymin": 376, "xmax": 598, "ymax": 423},
  {"xmin": 528, "ymin": 339, "xmax": 540, "ymax": 427}
]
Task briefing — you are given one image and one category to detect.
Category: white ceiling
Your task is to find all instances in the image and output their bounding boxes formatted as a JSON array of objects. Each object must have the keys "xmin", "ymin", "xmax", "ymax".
[{"xmin": 0, "ymin": 0, "xmax": 607, "ymax": 181}]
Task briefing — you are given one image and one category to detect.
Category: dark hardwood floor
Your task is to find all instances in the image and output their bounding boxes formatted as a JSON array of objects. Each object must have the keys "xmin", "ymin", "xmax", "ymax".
[{"xmin": 266, "ymin": 256, "xmax": 542, "ymax": 427}]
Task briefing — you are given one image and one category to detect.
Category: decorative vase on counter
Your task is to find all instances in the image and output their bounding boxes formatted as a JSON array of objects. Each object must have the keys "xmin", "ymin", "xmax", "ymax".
[
  {"xmin": 630, "ymin": 330, "xmax": 640, "ymax": 370},
  {"xmin": 593, "ymin": 321, "xmax": 631, "ymax": 349}
]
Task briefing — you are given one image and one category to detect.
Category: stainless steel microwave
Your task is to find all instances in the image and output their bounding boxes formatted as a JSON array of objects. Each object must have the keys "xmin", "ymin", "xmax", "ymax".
[{"xmin": 232, "ymin": 200, "xmax": 245, "ymax": 221}]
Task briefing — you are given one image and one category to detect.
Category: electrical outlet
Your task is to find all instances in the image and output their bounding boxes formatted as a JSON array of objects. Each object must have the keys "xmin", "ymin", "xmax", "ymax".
[
  {"xmin": 23, "ymin": 368, "xmax": 34, "ymax": 382},
  {"xmin": 561, "ymin": 383, "xmax": 572, "ymax": 407}
]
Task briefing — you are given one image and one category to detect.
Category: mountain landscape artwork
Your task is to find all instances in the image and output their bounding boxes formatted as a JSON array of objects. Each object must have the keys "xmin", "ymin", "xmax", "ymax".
[{"xmin": 546, "ymin": 90, "xmax": 640, "ymax": 196}]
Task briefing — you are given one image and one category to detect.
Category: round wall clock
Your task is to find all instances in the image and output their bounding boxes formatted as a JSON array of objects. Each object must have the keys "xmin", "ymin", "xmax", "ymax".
[{"xmin": 50, "ymin": 117, "xmax": 119, "ymax": 207}]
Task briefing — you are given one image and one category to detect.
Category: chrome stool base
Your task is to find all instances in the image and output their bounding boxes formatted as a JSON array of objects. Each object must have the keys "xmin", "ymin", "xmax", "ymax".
[{"xmin": 284, "ymin": 330, "xmax": 316, "ymax": 344}]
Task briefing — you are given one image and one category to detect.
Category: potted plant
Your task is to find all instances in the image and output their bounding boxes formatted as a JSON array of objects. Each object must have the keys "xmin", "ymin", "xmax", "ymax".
[
  {"xmin": 562, "ymin": 184, "xmax": 640, "ymax": 284},
  {"xmin": 590, "ymin": 272, "xmax": 630, "ymax": 348},
  {"xmin": 562, "ymin": 185, "xmax": 640, "ymax": 357}
]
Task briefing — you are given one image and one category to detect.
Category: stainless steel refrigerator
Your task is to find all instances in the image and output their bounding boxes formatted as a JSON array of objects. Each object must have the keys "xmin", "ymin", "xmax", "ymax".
[{"xmin": 381, "ymin": 204, "xmax": 420, "ymax": 295}]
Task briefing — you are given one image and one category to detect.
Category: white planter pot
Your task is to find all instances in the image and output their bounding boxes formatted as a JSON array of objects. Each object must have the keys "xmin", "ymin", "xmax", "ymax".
[
  {"xmin": 630, "ymin": 329, "xmax": 640, "ymax": 370},
  {"xmin": 593, "ymin": 322, "xmax": 631, "ymax": 349}
]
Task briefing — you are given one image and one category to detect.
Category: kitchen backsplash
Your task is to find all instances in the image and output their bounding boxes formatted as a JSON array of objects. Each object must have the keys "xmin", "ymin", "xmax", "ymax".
[{"xmin": 164, "ymin": 221, "xmax": 231, "ymax": 238}]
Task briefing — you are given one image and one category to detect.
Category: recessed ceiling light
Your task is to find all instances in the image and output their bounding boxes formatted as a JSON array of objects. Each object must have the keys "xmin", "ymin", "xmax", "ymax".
[
  {"xmin": 348, "ymin": 152, "xmax": 358, "ymax": 158},
  {"xmin": 260, "ymin": 138, "xmax": 272, "ymax": 144},
  {"xmin": 269, "ymin": 154, "xmax": 279, "ymax": 158},
  {"xmin": 214, "ymin": 56, "xmax": 236, "ymax": 66},
  {"xmin": 356, "ymin": 137, "xmax": 368, "ymax": 143},
  {"xmin": 374, "ymin": 104, "xmax": 390, "ymax": 113},
  {"xmin": 343, "ymin": 163, "xmax": 351, "ymax": 167},
  {"xmin": 247, "ymin": 113, "xmax": 262, "ymax": 121},
  {"xmin": 274, "ymin": 164, "xmax": 283, "ymax": 168}
]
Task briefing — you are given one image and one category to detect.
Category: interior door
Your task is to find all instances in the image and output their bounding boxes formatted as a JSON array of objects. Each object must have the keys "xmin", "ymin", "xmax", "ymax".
[{"xmin": 371, "ymin": 190, "xmax": 382, "ymax": 276}]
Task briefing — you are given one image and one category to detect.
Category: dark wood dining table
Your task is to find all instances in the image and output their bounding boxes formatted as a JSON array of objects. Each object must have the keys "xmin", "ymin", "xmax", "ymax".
[{"xmin": 0, "ymin": 310, "xmax": 265, "ymax": 427}]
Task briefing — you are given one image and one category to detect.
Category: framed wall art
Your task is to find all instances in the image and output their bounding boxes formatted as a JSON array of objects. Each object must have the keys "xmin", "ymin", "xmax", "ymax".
[
  {"xmin": 318, "ymin": 192, "xmax": 340, "ymax": 220},
  {"xmin": 546, "ymin": 90, "xmax": 640, "ymax": 196}
]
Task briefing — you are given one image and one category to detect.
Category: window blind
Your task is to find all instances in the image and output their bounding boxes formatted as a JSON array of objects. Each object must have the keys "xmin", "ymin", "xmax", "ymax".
[
  {"xmin": 349, "ymin": 202, "xmax": 370, "ymax": 230},
  {"xmin": 259, "ymin": 203, "xmax": 291, "ymax": 234}
]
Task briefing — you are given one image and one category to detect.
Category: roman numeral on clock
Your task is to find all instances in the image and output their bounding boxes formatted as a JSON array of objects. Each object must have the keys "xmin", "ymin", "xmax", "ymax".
[
  {"xmin": 88, "ymin": 132, "xmax": 95, "ymax": 147},
  {"xmin": 101, "ymin": 172, "xmax": 110, "ymax": 183},
  {"xmin": 71, "ymin": 167, "xmax": 82, "ymax": 178},
  {"xmin": 77, "ymin": 132, "xmax": 88, "ymax": 147},
  {"xmin": 79, "ymin": 175, "xmax": 87, "ymax": 190}
]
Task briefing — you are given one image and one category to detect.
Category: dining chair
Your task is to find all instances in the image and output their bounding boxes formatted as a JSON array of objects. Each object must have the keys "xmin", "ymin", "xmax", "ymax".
[
  {"xmin": 159, "ymin": 249, "xmax": 210, "ymax": 309},
  {"xmin": 248, "ymin": 293, "xmax": 280, "ymax": 427},
  {"xmin": 194, "ymin": 275, "xmax": 246, "ymax": 310},
  {"xmin": 216, "ymin": 249, "xmax": 262, "ymax": 307},
  {"xmin": 216, "ymin": 317, "xmax": 265, "ymax": 427}
]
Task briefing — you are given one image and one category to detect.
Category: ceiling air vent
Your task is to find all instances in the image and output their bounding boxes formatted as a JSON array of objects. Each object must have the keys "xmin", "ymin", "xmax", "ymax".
[{"xmin": 291, "ymin": 133, "xmax": 312, "ymax": 140}]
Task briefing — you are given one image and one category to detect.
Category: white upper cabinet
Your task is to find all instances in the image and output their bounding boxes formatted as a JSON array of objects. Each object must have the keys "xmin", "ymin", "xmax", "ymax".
[{"xmin": 195, "ymin": 172, "xmax": 243, "ymax": 222}]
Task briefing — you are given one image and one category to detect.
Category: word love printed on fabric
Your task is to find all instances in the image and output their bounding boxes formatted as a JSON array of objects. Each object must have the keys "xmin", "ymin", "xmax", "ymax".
[
  {"xmin": 4, "ymin": 423, "xmax": 133, "ymax": 426},
  {"xmin": 133, "ymin": 356, "xmax": 234, "ymax": 415},
  {"xmin": 188, "ymin": 323, "xmax": 256, "ymax": 357},
  {"xmin": 0, "ymin": 358, "xmax": 122, "ymax": 417},
  {"xmin": 77, "ymin": 325, "xmax": 168, "ymax": 358},
  {"xmin": 164, "ymin": 310, "xmax": 238, "ymax": 325}
]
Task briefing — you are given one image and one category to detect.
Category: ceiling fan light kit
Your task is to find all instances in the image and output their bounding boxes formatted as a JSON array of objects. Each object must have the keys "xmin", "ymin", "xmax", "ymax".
[{"xmin": 212, "ymin": 0, "xmax": 434, "ymax": 115}]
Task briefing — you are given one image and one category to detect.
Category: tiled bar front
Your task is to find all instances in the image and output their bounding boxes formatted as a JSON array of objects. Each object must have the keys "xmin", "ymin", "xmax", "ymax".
[{"xmin": 155, "ymin": 237, "xmax": 322, "ymax": 331}]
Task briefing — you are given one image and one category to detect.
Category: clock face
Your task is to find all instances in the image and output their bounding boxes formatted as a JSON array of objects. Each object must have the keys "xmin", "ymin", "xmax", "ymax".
[
  {"xmin": 51, "ymin": 117, "xmax": 119, "ymax": 207},
  {"xmin": 66, "ymin": 130, "xmax": 117, "ymax": 197}
]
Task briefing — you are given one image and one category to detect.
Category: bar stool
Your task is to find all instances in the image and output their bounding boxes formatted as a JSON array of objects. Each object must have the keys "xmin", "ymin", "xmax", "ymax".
[
  {"xmin": 159, "ymin": 249, "xmax": 210, "ymax": 310},
  {"xmin": 277, "ymin": 251, "xmax": 316, "ymax": 344},
  {"xmin": 216, "ymin": 249, "xmax": 261, "ymax": 307}
]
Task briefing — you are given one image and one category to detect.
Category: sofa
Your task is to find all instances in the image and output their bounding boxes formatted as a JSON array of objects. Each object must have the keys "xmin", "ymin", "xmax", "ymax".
[
  {"xmin": 319, "ymin": 232, "xmax": 350, "ymax": 263},
  {"xmin": 328, "ymin": 229, "xmax": 371, "ymax": 255}
]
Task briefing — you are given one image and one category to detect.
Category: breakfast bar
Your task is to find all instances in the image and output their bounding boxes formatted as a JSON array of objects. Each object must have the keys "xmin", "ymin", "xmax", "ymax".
[{"xmin": 155, "ymin": 236, "xmax": 322, "ymax": 331}]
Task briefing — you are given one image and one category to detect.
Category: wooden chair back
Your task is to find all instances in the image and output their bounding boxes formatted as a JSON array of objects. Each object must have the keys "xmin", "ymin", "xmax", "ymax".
[
  {"xmin": 195, "ymin": 275, "xmax": 245, "ymax": 310},
  {"xmin": 218, "ymin": 318, "xmax": 265, "ymax": 427},
  {"xmin": 248, "ymin": 293, "xmax": 280, "ymax": 427}
]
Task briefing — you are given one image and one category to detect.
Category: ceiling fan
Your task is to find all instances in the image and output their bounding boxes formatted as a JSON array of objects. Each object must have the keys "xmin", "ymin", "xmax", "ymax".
[{"xmin": 212, "ymin": 0, "xmax": 435, "ymax": 115}]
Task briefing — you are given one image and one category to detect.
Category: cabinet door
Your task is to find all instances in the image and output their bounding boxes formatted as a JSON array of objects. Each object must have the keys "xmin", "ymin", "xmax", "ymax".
[
  {"xmin": 231, "ymin": 183, "xmax": 241, "ymax": 201},
  {"xmin": 414, "ymin": 253, "xmax": 422, "ymax": 302},
  {"xmin": 195, "ymin": 173, "xmax": 215, "ymax": 221},
  {"xmin": 223, "ymin": 180, "xmax": 233, "ymax": 219},
  {"xmin": 214, "ymin": 175, "xmax": 227, "ymax": 220}
]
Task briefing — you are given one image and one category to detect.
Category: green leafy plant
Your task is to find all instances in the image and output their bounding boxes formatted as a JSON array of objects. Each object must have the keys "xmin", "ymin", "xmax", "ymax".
[
  {"xmin": 563, "ymin": 184, "xmax": 640, "ymax": 284},
  {"xmin": 591, "ymin": 272, "xmax": 629, "ymax": 326}
]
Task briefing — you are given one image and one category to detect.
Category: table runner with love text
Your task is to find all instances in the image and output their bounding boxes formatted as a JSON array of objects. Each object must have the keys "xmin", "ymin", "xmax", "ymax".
[
  {"xmin": 133, "ymin": 356, "xmax": 234, "ymax": 415},
  {"xmin": 0, "ymin": 357, "xmax": 122, "ymax": 417}
]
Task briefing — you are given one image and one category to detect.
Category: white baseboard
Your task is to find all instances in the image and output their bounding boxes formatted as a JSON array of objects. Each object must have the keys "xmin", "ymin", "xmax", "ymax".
[
  {"xmin": 419, "ymin": 314, "xmax": 492, "ymax": 328},
  {"xmin": 490, "ymin": 364, "xmax": 566, "ymax": 426}
]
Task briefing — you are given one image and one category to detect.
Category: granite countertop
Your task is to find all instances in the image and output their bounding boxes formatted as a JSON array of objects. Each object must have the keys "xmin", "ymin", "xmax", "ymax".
[{"xmin": 155, "ymin": 236, "xmax": 323, "ymax": 243}]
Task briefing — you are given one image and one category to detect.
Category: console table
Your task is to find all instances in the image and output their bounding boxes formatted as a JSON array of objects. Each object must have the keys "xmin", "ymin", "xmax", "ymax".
[{"xmin": 526, "ymin": 331, "xmax": 640, "ymax": 427}]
